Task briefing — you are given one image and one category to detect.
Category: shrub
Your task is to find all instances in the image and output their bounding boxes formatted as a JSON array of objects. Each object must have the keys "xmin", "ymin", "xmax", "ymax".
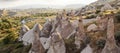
[
  {"xmin": 95, "ymin": 9, "xmax": 101, "ymax": 14},
  {"xmin": 115, "ymin": 13, "xmax": 120, "ymax": 23},
  {"xmin": 2, "ymin": 34, "xmax": 15, "ymax": 44},
  {"xmin": 86, "ymin": 14, "xmax": 97, "ymax": 19},
  {"xmin": 96, "ymin": 39, "xmax": 106, "ymax": 49},
  {"xmin": 115, "ymin": 31, "xmax": 120, "ymax": 47},
  {"xmin": 0, "ymin": 42, "xmax": 31, "ymax": 53}
]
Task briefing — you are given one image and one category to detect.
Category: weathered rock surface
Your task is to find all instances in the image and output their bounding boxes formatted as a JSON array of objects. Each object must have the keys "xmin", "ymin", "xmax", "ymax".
[
  {"xmin": 29, "ymin": 23, "xmax": 45, "ymax": 53},
  {"xmin": 101, "ymin": 3, "xmax": 115, "ymax": 12},
  {"xmin": 81, "ymin": 44, "xmax": 93, "ymax": 53},
  {"xmin": 75, "ymin": 16, "xmax": 87, "ymax": 53},
  {"xmin": 97, "ymin": 16, "xmax": 108, "ymax": 31},
  {"xmin": 51, "ymin": 15, "xmax": 75, "ymax": 39},
  {"xmin": 40, "ymin": 37, "xmax": 51, "ymax": 50},
  {"xmin": 19, "ymin": 24, "xmax": 30, "ymax": 41},
  {"xmin": 47, "ymin": 32, "xmax": 66, "ymax": 53},
  {"xmin": 22, "ymin": 23, "xmax": 42, "ymax": 45},
  {"xmin": 41, "ymin": 19, "xmax": 52, "ymax": 38},
  {"xmin": 101, "ymin": 15, "xmax": 120, "ymax": 53}
]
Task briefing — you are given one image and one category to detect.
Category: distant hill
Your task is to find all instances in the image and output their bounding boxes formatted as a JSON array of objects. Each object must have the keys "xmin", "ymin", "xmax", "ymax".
[
  {"xmin": 90, "ymin": 0, "xmax": 115, "ymax": 6},
  {"xmin": 65, "ymin": 4, "xmax": 85, "ymax": 9},
  {"xmin": 81, "ymin": 0, "xmax": 119, "ymax": 12},
  {"xmin": 8, "ymin": 4, "xmax": 65, "ymax": 9},
  {"xmin": 9, "ymin": 4, "xmax": 85, "ymax": 9},
  {"xmin": 10, "ymin": 5, "xmax": 51, "ymax": 9},
  {"xmin": 75, "ymin": 0, "xmax": 119, "ymax": 17},
  {"xmin": 88, "ymin": 0, "xmax": 120, "ymax": 9}
]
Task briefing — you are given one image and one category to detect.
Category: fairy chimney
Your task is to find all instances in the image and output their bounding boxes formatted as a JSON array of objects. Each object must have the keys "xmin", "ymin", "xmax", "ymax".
[
  {"xmin": 41, "ymin": 19, "xmax": 52, "ymax": 38},
  {"xmin": 101, "ymin": 14, "xmax": 120, "ymax": 53},
  {"xmin": 22, "ymin": 23, "xmax": 42, "ymax": 45},
  {"xmin": 51, "ymin": 14, "xmax": 62, "ymax": 34},
  {"xmin": 75, "ymin": 15, "xmax": 87, "ymax": 52},
  {"xmin": 51, "ymin": 14, "xmax": 75, "ymax": 39},
  {"xmin": 97, "ymin": 15, "xmax": 109, "ymax": 31},
  {"xmin": 76, "ymin": 15, "xmax": 86, "ymax": 42},
  {"xmin": 62, "ymin": 9, "xmax": 67, "ymax": 17},
  {"xmin": 58, "ymin": 18, "xmax": 75, "ymax": 39},
  {"xmin": 29, "ymin": 23, "xmax": 45, "ymax": 53},
  {"xmin": 19, "ymin": 24, "xmax": 30, "ymax": 41},
  {"xmin": 68, "ymin": 10, "xmax": 75, "ymax": 18},
  {"xmin": 47, "ymin": 31, "xmax": 66, "ymax": 53}
]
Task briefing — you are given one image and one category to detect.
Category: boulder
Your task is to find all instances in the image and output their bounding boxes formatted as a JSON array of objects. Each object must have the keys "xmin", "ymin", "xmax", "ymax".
[{"xmin": 87, "ymin": 24, "xmax": 98, "ymax": 32}]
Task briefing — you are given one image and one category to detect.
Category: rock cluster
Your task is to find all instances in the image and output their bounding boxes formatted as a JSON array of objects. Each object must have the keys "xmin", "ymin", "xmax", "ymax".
[{"xmin": 18, "ymin": 9, "xmax": 120, "ymax": 53}]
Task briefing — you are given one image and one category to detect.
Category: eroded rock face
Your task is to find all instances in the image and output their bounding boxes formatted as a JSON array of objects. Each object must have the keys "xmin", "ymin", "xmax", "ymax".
[
  {"xmin": 96, "ymin": 16, "xmax": 101, "ymax": 25},
  {"xmin": 29, "ymin": 23, "xmax": 45, "ymax": 53},
  {"xmin": 81, "ymin": 44, "xmax": 93, "ymax": 53},
  {"xmin": 51, "ymin": 15, "xmax": 62, "ymax": 34},
  {"xmin": 59, "ymin": 18, "xmax": 75, "ymax": 39},
  {"xmin": 40, "ymin": 37, "xmax": 51, "ymax": 50},
  {"xmin": 51, "ymin": 15, "xmax": 75, "ymax": 39},
  {"xmin": 41, "ymin": 19, "xmax": 52, "ymax": 38},
  {"xmin": 19, "ymin": 24, "xmax": 30, "ymax": 41},
  {"xmin": 85, "ymin": 5, "xmax": 96, "ymax": 12},
  {"xmin": 97, "ymin": 15, "xmax": 109, "ymax": 31},
  {"xmin": 101, "ymin": 3, "xmax": 115, "ymax": 12},
  {"xmin": 62, "ymin": 9, "xmax": 67, "ymax": 17},
  {"xmin": 47, "ymin": 31, "xmax": 66, "ymax": 53},
  {"xmin": 67, "ymin": 10, "xmax": 75, "ymax": 18},
  {"xmin": 102, "ymin": 15, "xmax": 120, "ymax": 53},
  {"xmin": 22, "ymin": 23, "xmax": 42, "ymax": 45}
]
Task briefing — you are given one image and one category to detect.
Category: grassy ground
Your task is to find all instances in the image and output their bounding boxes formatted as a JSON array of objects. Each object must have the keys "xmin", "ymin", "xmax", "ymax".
[{"xmin": 0, "ymin": 13, "xmax": 55, "ymax": 53}]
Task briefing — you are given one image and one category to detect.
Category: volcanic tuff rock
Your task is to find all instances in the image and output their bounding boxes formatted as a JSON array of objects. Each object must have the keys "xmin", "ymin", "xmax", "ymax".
[
  {"xmin": 81, "ymin": 44, "xmax": 93, "ymax": 53},
  {"xmin": 19, "ymin": 24, "xmax": 30, "ymax": 41},
  {"xmin": 29, "ymin": 23, "xmax": 45, "ymax": 53},
  {"xmin": 22, "ymin": 23, "xmax": 42, "ymax": 45},
  {"xmin": 102, "ymin": 15, "xmax": 120, "ymax": 53},
  {"xmin": 87, "ymin": 24, "xmax": 98, "ymax": 32},
  {"xmin": 101, "ymin": 3, "xmax": 115, "ymax": 12},
  {"xmin": 47, "ymin": 32, "xmax": 66, "ymax": 53},
  {"xmin": 90, "ymin": 0, "xmax": 115, "ymax": 6}
]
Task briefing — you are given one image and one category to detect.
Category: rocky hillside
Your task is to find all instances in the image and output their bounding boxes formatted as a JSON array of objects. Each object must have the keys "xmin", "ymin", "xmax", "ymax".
[
  {"xmin": 75, "ymin": 0, "xmax": 120, "ymax": 19},
  {"xmin": 90, "ymin": 0, "xmax": 115, "ymax": 6},
  {"xmin": 84, "ymin": 0, "xmax": 120, "ymax": 11}
]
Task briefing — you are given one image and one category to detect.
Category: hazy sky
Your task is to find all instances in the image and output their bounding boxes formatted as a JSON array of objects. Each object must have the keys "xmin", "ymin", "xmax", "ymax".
[{"xmin": 0, "ymin": 0, "xmax": 97, "ymax": 8}]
